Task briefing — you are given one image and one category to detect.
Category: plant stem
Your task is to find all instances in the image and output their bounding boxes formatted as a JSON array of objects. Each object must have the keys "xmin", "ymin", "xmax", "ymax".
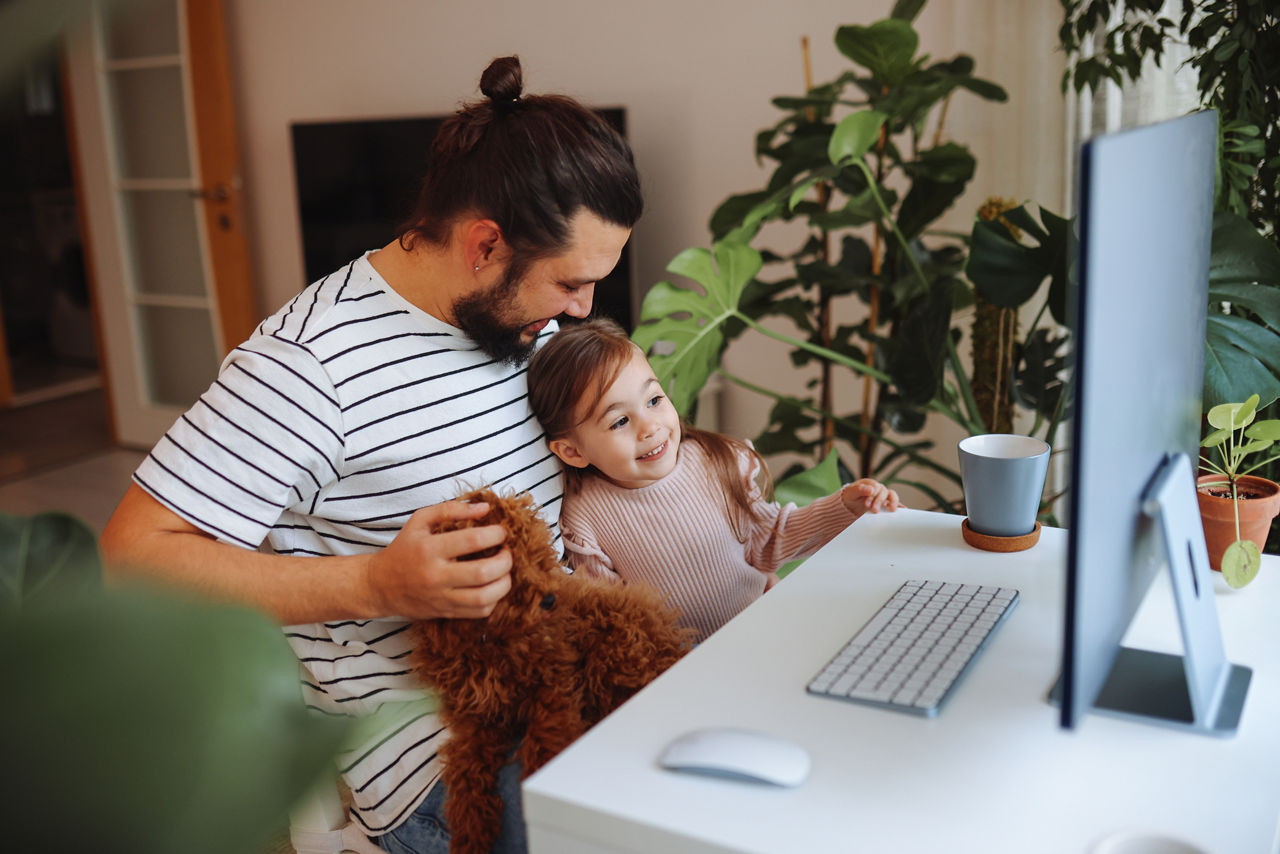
[
  {"xmin": 732, "ymin": 311, "xmax": 891, "ymax": 382},
  {"xmin": 719, "ymin": 368, "xmax": 963, "ymax": 485},
  {"xmin": 849, "ymin": 155, "xmax": 985, "ymax": 436}
]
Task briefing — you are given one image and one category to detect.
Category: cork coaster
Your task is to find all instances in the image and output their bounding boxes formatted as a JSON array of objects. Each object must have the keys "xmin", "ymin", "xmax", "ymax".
[{"xmin": 961, "ymin": 518, "xmax": 1041, "ymax": 552}]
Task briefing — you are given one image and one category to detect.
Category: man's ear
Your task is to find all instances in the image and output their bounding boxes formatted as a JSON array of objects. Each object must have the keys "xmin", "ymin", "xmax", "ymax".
[
  {"xmin": 549, "ymin": 437, "xmax": 590, "ymax": 469},
  {"xmin": 462, "ymin": 218, "xmax": 507, "ymax": 271}
]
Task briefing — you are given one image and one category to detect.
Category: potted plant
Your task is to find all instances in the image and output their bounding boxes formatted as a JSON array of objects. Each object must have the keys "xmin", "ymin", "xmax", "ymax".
[
  {"xmin": 1197, "ymin": 394, "xmax": 1280, "ymax": 588},
  {"xmin": 634, "ymin": 0, "xmax": 1071, "ymax": 517}
]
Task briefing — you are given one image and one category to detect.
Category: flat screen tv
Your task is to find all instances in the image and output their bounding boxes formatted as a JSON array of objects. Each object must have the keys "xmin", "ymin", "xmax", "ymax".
[{"xmin": 290, "ymin": 109, "xmax": 634, "ymax": 330}]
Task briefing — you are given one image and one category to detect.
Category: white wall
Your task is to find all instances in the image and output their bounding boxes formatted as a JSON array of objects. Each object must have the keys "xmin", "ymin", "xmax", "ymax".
[{"xmin": 223, "ymin": 0, "xmax": 1067, "ymax": 501}]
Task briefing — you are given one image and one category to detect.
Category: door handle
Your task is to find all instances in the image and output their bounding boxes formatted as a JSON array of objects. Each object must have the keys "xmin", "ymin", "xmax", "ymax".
[{"xmin": 190, "ymin": 183, "xmax": 231, "ymax": 202}]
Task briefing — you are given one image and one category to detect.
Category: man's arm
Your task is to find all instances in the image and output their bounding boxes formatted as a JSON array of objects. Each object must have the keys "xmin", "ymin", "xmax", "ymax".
[{"xmin": 99, "ymin": 484, "xmax": 515, "ymax": 625}]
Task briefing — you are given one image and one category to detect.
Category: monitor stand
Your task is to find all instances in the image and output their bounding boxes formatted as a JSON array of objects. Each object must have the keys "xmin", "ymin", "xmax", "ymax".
[{"xmin": 1052, "ymin": 453, "xmax": 1252, "ymax": 736}]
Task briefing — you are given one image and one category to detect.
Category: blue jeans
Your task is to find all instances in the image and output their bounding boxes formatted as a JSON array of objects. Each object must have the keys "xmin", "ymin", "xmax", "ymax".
[{"xmin": 373, "ymin": 760, "xmax": 527, "ymax": 854}]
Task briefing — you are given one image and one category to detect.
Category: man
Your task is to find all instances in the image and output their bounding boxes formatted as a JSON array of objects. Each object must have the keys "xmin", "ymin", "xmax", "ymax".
[{"xmin": 99, "ymin": 55, "xmax": 641, "ymax": 853}]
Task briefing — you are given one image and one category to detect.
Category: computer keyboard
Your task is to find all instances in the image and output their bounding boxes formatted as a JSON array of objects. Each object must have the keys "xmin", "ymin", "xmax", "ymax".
[{"xmin": 806, "ymin": 580, "xmax": 1018, "ymax": 717}]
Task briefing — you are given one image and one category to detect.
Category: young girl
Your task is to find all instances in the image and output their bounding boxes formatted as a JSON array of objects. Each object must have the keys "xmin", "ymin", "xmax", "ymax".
[{"xmin": 527, "ymin": 318, "xmax": 900, "ymax": 642}]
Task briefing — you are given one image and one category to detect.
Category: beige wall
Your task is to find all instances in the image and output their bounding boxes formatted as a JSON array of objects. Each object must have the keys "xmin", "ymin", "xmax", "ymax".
[{"xmin": 223, "ymin": 0, "xmax": 1068, "ymax": 498}]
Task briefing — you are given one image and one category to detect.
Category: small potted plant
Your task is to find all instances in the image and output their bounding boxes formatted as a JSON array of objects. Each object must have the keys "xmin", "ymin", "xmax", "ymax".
[{"xmin": 1197, "ymin": 394, "xmax": 1280, "ymax": 588}]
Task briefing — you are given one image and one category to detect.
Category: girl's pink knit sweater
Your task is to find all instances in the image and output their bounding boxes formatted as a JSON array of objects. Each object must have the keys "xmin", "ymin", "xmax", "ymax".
[{"xmin": 558, "ymin": 440, "xmax": 858, "ymax": 642}]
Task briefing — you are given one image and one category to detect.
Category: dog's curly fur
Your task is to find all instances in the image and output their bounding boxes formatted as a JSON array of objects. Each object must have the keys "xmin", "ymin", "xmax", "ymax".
[{"xmin": 411, "ymin": 487, "xmax": 693, "ymax": 854}]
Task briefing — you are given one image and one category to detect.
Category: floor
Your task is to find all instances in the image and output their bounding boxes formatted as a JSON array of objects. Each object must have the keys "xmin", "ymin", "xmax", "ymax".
[{"xmin": 0, "ymin": 388, "xmax": 141, "ymax": 531}]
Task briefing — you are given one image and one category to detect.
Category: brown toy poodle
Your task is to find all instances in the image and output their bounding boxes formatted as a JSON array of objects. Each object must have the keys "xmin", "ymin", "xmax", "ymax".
[{"xmin": 411, "ymin": 487, "xmax": 693, "ymax": 854}]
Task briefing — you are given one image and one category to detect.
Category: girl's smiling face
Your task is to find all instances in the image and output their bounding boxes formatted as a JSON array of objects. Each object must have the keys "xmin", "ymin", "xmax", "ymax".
[{"xmin": 548, "ymin": 345, "xmax": 682, "ymax": 489}]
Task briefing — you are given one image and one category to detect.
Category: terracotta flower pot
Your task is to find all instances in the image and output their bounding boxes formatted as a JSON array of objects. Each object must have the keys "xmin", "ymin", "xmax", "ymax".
[{"xmin": 1195, "ymin": 474, "xmax": 1280, "ymax": 571}]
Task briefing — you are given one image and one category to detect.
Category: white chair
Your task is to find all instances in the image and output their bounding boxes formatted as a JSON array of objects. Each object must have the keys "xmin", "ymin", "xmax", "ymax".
[{"xmin": 290, "ymin": 777, "xmax": 383, "ymax": 854}]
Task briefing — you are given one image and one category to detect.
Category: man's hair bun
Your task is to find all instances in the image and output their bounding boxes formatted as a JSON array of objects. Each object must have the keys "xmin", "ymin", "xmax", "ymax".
[{"xmin": 480, "ymin": 56, "xmax": 523, "ymax": 108}]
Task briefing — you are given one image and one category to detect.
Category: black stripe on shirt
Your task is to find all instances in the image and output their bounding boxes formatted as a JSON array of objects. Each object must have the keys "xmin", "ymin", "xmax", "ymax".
[
  {"xmin": 135, "ymin": 464, "xmax": 263, "ymax": 550},
  {"xmin": 233, "ymin": 339, "xmax": 340, "ymax": 409},
  {"xmin": 212, "ymin": 379, "xmax": 340, "ymax": 482},
  {"xmin": 322, "ymin": 331, "xmax": 451, "ymax": 369},
  {"xmin": 342, "ymin": 716, "xmax": 442, "ymax": 776},
  {"xmin": 226, "ymin": 361, "xmax": 343, "ymax": 447},
  {"xmin": 178, "ymin": 413, "xmax": 303, "ymax": 504},
  {"xmin": 345, "ymin": 395, "xmax": 527, "ymax": 463},
  {"xmin": 295, "ymin": 261, "xmax": 354, "ymax": 339},
  {"xmin": 330, "ymin": 433, "xmax": 546, "ymax": 502},
  {"xmin": 305, "ymin": 308, "xmax": 411, "ymax": 348},
  {"xmin": 346, "ymin": 411, "xmax": 540, "ymax": 479},
  {"xmin": 160, "ymin": 431, "xmax": 277, "ymax": 509},
  {"xmin": 340, "ymin": 358, "xmax": 524, "ymax": 417},
  {"xmin": 199, "ymin": 397, "xmax": 324, "ymax": 491}
]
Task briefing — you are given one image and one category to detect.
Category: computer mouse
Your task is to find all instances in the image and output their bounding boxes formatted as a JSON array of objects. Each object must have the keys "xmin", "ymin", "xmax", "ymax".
[{"xmin": 658, "ymin": 726, "xmax": 810, "ymax": 787}]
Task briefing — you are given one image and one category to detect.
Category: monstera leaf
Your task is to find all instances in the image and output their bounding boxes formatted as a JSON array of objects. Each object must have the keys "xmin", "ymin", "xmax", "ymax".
[
  {"xmin": 965, "ymin": 204, "xmax": 1072, "ymax": 324},
  {"xmin": 633, "ymin": 241, "xmax": 762, "ymax": 416},
  {"xmin": 0, "ymin": 510, "xmax": 101, "ymax": 611},
  {"xmin": 1204, "ymin": 211, "xmax": 1280, "ymax": 409}
]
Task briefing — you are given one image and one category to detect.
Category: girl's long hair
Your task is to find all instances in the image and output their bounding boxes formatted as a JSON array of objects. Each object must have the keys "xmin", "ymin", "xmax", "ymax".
[{"xmin": 527, "ymin": 318, "xmax": 773, "ymax": 541}]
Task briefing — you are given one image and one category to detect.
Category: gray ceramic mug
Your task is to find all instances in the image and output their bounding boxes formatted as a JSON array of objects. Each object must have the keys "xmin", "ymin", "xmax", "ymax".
[{"xmin": 958, "ymin": 434, "xmax": 1050, "ymax": 537}]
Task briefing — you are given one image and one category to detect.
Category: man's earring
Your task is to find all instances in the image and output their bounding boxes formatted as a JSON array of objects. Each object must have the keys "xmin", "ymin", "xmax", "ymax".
[{"xmin": 474, "ymin": 264, "xmax": 480, "ymax": 272}]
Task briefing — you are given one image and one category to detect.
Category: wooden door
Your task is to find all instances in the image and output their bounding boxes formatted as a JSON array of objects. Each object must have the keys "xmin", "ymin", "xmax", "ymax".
[{"xmin": 62, "ymin": 0, "xmax": 255, "ymax": 448}]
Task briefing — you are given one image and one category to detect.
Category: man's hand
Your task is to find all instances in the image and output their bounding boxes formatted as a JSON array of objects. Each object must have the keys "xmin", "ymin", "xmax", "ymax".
[
  {"xmin": 365, "ymin": 499, "xmax": 514, "ymax": 620},
  {"xmin": 100, "ymin": 485, "xmax": 517, "ymax": 625}
]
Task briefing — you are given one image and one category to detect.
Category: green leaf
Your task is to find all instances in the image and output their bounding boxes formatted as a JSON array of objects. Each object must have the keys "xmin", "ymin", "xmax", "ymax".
[
  {"xmin": 0, "ymin": 510, "xmax": 102, "ymax": 612},
  {"xmin": 789, "ymin": 175, "xmax": 823, "ymax": 211},
  {"xmin": 1208, "ymin": 211, "xmax": 1280, "ymax": 289},
  {"xmin": 890, "ymin": 0, "xmax": 927, "ymax": 22},
  {"xmin": 1203, "ymin": 314, "xmax": 1280, "ymax": 408},
  {"xmin": 710, "ymin": 190, "xmax": 772, "ymax": 241},
  {"xmin": 633, "ymin": 242, "xmax": 762, "ymax": 415},
  {"xmin": 1245, "ymin": 419, "xmax": 1280, "ymax": 441},
  {"xmin": 1208, "ymin": 396, "xmax": 1259, "ymax": 430},
  {"xmin": 1207, "ymin": 394, "xmax": 1259, "ymax": 430},
  {"xmin": 835, "ymin": 20, "xmax": 920, "ymax": 85},
  {"xmin": 774, "ymin": 449, "xmax": 843, "ymax": 507},
  {"xmin": 906, "ymin": 143, "xmax": 977, "ymax": 183},
  {"xmin": 956, "ymin": 75, "xmax": 1009, "ymax": 102},
  {"xmin": 1220, "ymin": 539, "xmax": 1261, "ymax": 588},
  {"xmin": 827, "ymin": 109, "xmax": 887, "ymax": 165},
  {"xmin": 885, "ymin": 279, "xmax": 955, "ymax": 405},
  {"xmin": 897, "ymin": 176, "xmax": 968, "ymax": 241},
  {"xmin": 1201, "ymin": 427, "xmax": 1230, "ymax": 447},
  {"xmin": 771, "ymin": 95, "xmax": 839, "ymax": 111},
  {"xmin": 966, "ymin": 205, "xmax": 1072, "ymax": 316},
  {"xmin": 3, "ymin": 586, "xmax": 351, "ymax": 853}
]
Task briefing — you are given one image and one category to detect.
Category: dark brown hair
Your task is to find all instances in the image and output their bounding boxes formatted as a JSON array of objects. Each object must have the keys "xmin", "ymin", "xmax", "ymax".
[
  {"xmin": 527, "ymin": 318, "xmax": 773, "ymax": 540},
  {"xmin": 397, "ymin": 56, "xmax": 642, "ymax": 268}
]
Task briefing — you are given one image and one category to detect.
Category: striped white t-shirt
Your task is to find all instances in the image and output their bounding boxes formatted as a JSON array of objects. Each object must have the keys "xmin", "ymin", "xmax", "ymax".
[{"xmin": 132, "ymin": 252, "xmax": 565, "ymax": 836}]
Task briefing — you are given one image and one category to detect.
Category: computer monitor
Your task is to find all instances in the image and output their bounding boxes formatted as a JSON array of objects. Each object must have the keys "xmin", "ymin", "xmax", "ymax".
[{"xmin": 1057, "ymin": 109, "xmax": 1251, "ymax": 735}]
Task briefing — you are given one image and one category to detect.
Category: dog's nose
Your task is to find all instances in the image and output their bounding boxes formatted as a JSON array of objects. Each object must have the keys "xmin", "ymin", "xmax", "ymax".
[{"xmin": 540, "ymin": 593, "xmax": 556, "ymax": 611}]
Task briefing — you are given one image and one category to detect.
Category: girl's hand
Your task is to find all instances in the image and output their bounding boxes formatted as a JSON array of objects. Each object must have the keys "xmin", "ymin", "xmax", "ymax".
[{"xmin": 840, "ymin": 479, "xmax": 902, "ymax": 518}]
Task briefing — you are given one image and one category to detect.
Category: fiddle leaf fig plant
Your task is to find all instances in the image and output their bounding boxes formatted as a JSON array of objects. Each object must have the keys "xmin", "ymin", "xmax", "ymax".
[
  {"xmin": 1199, "ymin": 394, "xmax": 1280, "ymax": 587},
  {"xmin": 635, "ymin": 0, "xmax": 1058, "ymax": 514}
]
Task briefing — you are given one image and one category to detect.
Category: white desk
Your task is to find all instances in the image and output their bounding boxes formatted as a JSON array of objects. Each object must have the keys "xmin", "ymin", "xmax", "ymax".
[{"xmin": 523, "ymin": 508, "xmax": 1280, "ymax": 854}]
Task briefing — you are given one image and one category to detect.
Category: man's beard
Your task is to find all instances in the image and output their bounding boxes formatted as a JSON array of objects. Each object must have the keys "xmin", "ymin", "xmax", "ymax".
[{"xmin": 452, "ymin": 263, "xmax": 539, "ymax": 367}]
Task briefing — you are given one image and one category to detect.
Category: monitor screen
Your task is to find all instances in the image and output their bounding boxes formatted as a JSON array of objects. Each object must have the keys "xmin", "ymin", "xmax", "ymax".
[
  {"xmin": 289, "ymin": 109, "xmax": 636, "ymax": 330},
  {"xmin": 1059, "ymin": 110, "xmax": 1217, "ymax": 729}
]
